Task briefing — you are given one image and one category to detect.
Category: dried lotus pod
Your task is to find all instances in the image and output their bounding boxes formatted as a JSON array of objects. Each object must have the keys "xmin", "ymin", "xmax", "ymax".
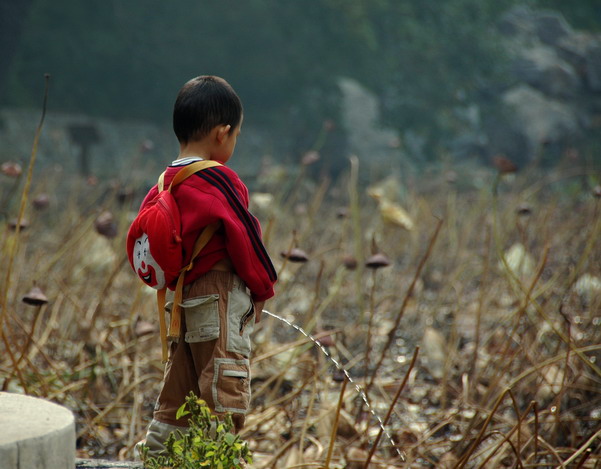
[
  {"xmin": 1, "ymin": 161, "xmax": 22, "ymax": 178},
  {"xmin": 301, "ymin": 150, "xmax": 320, "ymax": 165},
  {"xmin": 95, "ymin": 211, "xmax": 117, "ymax": 238},
  {"xmin": 342, "ymin": 255, "xmax": 358, "ymax": 270},
  {"xmin": 516, "ymin": 202, "xmax": 533, "ymax": 216},
  {"xmin": 22, "ymin": 286, "xmax": 49, "ymax": 306},
  {"xmin": 8, "ymin": 218, "xmax": 29, "ymax": 231},
  {"xmin": 32, "ymin": 193, "xmax": 51, "ymax": 210},
  {"xmin": 280, "ymin": 247, "xmax": 309, "ymax": 263},
  {"xmin": 492, "ymin": 155, "xmax": 518, "ymax": 174},
  {"xmin": 365, "ymin": 253, "xmax": 391, "ymax": 269}
]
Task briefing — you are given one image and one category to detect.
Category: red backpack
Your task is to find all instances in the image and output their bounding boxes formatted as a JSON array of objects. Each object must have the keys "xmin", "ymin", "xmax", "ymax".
[{"xmin": 126, "ymin": 160, "xmax": 221, "ymax": 361}]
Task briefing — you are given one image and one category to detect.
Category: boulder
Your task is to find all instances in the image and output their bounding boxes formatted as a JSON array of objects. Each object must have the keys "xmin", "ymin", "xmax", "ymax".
[
  {"xmin": 511, "ymin": 45, "xmax": 581, "ymax": 98},
  {"xmin": 585, "ymin": 40, "xmax": 601, "ymax": 92},
  {"xmin": 502, "ymin": 85, "xmax": 580, "ymax": 159}
]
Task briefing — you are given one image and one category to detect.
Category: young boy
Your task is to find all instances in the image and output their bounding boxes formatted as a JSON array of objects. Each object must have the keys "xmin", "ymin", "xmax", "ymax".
[{"xmin": 138, "ymin": 76, "xmax": 277, "ymax": 457}]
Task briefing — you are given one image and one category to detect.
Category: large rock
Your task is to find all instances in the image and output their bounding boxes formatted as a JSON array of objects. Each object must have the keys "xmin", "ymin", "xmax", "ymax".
[
  {"xmin": 502, "ymin": 85, "xmax": 580, "ymax": 157},
  {"xmin": 585, "ymin": 40, "xmax": 601, "ymax": 92},
  {"xmin": 499, "ymin": 5, "xmax": 573, "ymax": 46},
  {"xmin": 0, "ymin": 392, "xmax": 75, "ymax": 469},
  {"xmin": 512, "ymin": 45, "xmax": 581, "ymax": 98},
  {"xmin": 338, "ymin": 77, "xmax": 403, "ymax": 175}
]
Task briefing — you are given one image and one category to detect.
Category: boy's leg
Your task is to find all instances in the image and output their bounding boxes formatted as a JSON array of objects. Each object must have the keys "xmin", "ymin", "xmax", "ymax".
[
  {"xmin": 140, "ymin": 271, "xmax": 253, "ymax": 458},
  {"xmin": 139, "ymin": 338, "xmax": 199, "ymax": 459},
  {"xmin": 185, "ymin": 271, "xmax": 254, "ymax": 432}
]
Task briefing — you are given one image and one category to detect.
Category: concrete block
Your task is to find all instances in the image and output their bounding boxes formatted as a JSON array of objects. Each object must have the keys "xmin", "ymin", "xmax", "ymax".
[{"xmin": 0, "ymin": 392, "xmax": 75, "ymax": 469}]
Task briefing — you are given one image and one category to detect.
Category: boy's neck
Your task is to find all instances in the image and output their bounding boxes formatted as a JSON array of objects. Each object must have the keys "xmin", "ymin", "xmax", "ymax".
[{"xmin": 178, "ymin": 139, "xmax": 212, "ymax": 160}]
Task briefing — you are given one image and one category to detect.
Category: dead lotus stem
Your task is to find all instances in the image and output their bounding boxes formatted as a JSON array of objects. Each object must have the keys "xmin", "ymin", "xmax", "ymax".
[
  {"xmin": 454, "ymin": 387, "xmax": 515, "ymax": 469},
  {"xmin": 324, "ymin": 377, "xmax": 348, "ymax": 469},
  {"xmin": 471, "ymin": 223, "xmax": 492, "ymax": 399},
  {"xmin": 6, "ymin": 306, "xmax": 60, "ymax": 376},
  {"xmin": 253, "ymin": 329, "xmax": 341, "ymax": 363},
  {"xmin": 557, "ymin": 428, "xmax": 601, "ymax": 468},
  {"xmin": 299, "ymin": 378, "xmax": 318, "ymax": 458},
  {"xmin": 532, "ymin": 297, "xmax": 601, "ymax": 378},
  {"xmin": 0, "ymin": 75, "xmax": 50, "ymax": 388},
  {"xmin": 473, "ymin": 392, "xmax": 533, "ymax": 468},
  {"xmin": 535, "ymin": 437, "xmax": 567, "ymax": 468},
  {"xmin": 364, "ymin": 269, "xmax": 377, "ymax": 380},
  {"xmin": 367, "ymin": 217, "xmax": 443, "ymax": 394},
  {"xmin": 77, "ymin": 372, "xmax": 159, "ymax": 438},
  {"xmin": 349, "ymin": 155, "xmax": 366, "ymax": 321},
  {"xmin": 363, "ymin": 346, "xmax": 418, "ymax": 468},
  {"xmin": 1, "ymin": 75, "xmax": 49, "ymax": 305},
  {"xmin": 85, "ymin": 255, "xmax": 129, "ymax": 334}
]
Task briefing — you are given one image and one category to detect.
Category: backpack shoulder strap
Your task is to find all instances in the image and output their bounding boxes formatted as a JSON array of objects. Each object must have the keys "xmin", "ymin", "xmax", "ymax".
[
  {"xmin": 168, "ymin": 160, "xmax": 222, "ymax": 191},
  {"xmin": 157, "ymin": 159, "xmax": 222, "ymax": 192}
]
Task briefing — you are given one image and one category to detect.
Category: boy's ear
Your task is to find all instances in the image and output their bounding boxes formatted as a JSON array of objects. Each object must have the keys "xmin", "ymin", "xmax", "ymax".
[{"xmin": 216, "ymin": 124, "xmax": 232, "ymax": 143}]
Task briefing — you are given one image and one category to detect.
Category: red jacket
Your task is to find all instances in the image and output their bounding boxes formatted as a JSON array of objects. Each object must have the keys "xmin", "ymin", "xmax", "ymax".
[{"xmin": 140, "ymin": 159, "xmax": 277, "ymax": 302}]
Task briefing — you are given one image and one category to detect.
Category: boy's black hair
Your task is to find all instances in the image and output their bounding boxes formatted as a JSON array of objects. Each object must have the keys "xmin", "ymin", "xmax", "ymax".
[{"xmin": 173, "ymin": 76, "xmax": 243, "ymax": 144}]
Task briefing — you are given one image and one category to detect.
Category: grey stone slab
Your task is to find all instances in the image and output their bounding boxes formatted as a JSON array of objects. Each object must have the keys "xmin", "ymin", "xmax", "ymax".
[
  {"xmin": 0, "ymin": 392, "xmax": 75, "ymax": 469},
  {"xmin": 75, "ymin": 460, "xmax": 143, "ymax": 468}
]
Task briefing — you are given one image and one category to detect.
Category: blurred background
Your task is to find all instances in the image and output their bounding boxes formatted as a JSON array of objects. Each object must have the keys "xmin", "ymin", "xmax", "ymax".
[
  {"xmin": 1, "ymin": 0, "xmax": 600, "ymax": 181},
  {"xmin": 2, "ymin": 2, "xmax": 601, "ymax": 464}
]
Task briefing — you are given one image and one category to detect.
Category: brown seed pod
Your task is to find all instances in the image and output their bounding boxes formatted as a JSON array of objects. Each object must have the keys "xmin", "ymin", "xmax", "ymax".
[
  {"xmin": 8, "ymin": 218, "xmax": 29, "ymax": 231},
  {"xmin": 1, "ymin": 161, "xmax": 22, "ymax": 178},
  {"xmin": 280, "ymin": 247, "xmax": 309, "ymax": 263},
  {"xmin": 95, "ymin": 211, "xmax": 117, "ymax": 238},
  {"xmin": 342, "ymin": 255, "xmax": 358, "ymax": 270},
  {"xmin": 32, "ymin": 193, "xmax": 51, "ymax": 210},
  {"xmin": 301, "ymin": 150, "xmax": 320, "ymax": 166},
  {"xmin": 336, "ymin": 207, "xmax": 349, "ymax": 219},
  {"xmin": 365, "ymin": 253, "xmax": 391, "ymax": 269},
  {"xmin": 492, "ymin": 155, "xmax": 518, "ymax": 174},
  {"xmin": 117, "ymin": 187, "xmax": 135, "ymax": 205},
  {"xmin": 516, "ymin": 202, "xmax": 533, "ymax": 216},
  {"xmin": 22, "ymin": 286, "xmax": 49, "ymax": 306}
]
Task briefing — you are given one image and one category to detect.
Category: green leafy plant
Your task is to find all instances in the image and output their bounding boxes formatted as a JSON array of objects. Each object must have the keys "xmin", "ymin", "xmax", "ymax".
[{"xmin": 141, "ymin": 393, "xmax": 252, "ymax": 469}]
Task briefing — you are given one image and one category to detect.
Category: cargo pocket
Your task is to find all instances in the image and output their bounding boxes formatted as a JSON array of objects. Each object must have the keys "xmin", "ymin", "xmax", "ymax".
[
  {"xmin": 180, "ymin": 294, "xmax": 220, "ymax": 343},
  {"xmin": 213, "ymin": 358, "xmax": 250, "ymax": 414},
  {"xmin": 226, "ymin": 289, "xmax": 254, "ymax": 357}
]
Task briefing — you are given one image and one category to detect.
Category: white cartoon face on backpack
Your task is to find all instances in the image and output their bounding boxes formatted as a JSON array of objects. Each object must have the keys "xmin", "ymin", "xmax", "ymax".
[{"xmin": 133, "ymin": 234, "xmax": 166, "ymax": 289}]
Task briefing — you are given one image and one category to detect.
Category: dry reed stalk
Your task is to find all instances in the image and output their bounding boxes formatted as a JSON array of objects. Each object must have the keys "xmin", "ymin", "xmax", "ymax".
[
  {"xmin": 15, "ymin": 303, "xmax": 45, "ymax": 364},
  {"xmin": 471, "ymin": 395, "xmax": 538, "ymax": 468},
  {"xmin": 0, "ymin": 75, "xmax": 50, "ymax": 393},
  {"xmin": 253, "ymin": 356, "xmax": 314, "ymax": 406},
  {"xmin": 470, "ymin": 223, "xmax": 492, "ymax": 397},
  {"xmin": 77, "ymin": 372, "xmax": 159, "ymax": 438},
  {"xmin": 33, "ymin": 216, "xmax": 96, "ymax": 281},
  {"xmin": 348, "ymin": 156, "xmax": 366, "ymax": 322},
  {"xmin": 84, "ymin": 255, "xmax": 129, "ymax": 336},
  {"xmin": 366, "ymin": 217, "xmax": 443, "ymax": 395},
  {"xmin": 535, "ymin": 437, "xmax": 567, "ymax": 467},
  {"xmin": 324, "ymin": 377, "xmax": 347, "ymax": 469},
  {"xmin": 253, "ymin": 329, "xmax": 341, "ymax": 365},
  {"xmin": 303, "ymin": 260, "xmax": 325, "ymax": 331},
  {"xmin": 257, "ymin": 409, "xmax": 339, "ymax": 469},
  {"xmin": 1, "ymin": 74, "xmax": 49, "ymax": 311},
  {"xmin": 453, "ymin": 387, "xmax": 517, "ymax": 469},
  {"xmin": 363, "ymin": 346, "xmax": 419, "ymax": 468},
  {"xmin": 299, "ymin": 377, "xmax": 318, "ymax": 460},
  {"xmin": 556, "ymin": 428, "xmax": 601, "ymax": 469},
  {"xmin": 364, "ymin": 269, "xmax": 377, "ymax": 382}
]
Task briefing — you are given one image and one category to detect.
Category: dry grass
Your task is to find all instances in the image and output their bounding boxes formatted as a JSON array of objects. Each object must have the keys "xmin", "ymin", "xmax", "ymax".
[{"xmin": 1, "ymin": 148, "xmax": 600, "ymax": 468}]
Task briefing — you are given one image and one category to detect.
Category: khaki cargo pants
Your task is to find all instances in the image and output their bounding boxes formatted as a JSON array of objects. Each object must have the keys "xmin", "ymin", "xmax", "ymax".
[{"xmin": 142, "ymin": 270, "xmax": 255, "ymax": 457}]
